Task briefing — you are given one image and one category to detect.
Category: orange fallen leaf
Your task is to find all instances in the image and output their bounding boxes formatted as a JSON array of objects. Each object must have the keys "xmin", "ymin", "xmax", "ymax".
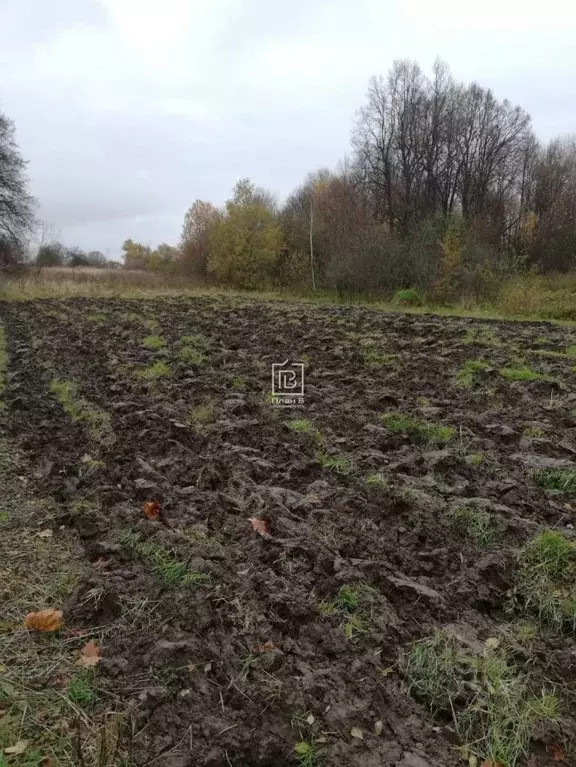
[
  {"xmin": 481, "ymin": 761, "xmax": 504, "ymax": 767},
  {"xmin": 248, "ymin": 517, "xmax": 268, "ymax": 537},
  {"xmin": 258, "ymin": 640, "xmax": 276, "ymax": 653},
  {"xmin": 41, "ymin": 759, "xmax": 52, "ymax": 767},
  {"xmin": 547, "ymin": 744, "xmax": 565, "ymax": 762},
  {"xmin": 75, "ymin": 640, "xmax": 101, "ymax": 668},
  {"xmin": 143, "ymin": 500, "xmax": 160, "ymax": 520},
  {"xmin": 24, "ymin": 609, "xmax": 63, "ymax": 632}
]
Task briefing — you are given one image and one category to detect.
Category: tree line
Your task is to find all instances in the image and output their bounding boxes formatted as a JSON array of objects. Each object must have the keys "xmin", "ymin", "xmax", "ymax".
[{"xmin": 2, "ymin": 58, "xmax": 576, "ymax": 299}]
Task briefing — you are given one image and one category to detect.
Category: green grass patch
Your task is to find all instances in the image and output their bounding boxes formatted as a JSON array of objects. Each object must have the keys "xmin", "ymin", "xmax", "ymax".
[
  {"xmin": 381, "ymin": 412, "xmax": 455, "ymax": 445},
  {"xmin": 50, "ymin": 378, "xmax": 115, "ymax": 446},
  {"xmin": 135, "ymin": 360, "xmax": 171, "ymax": 380},
  {"xmin": 119, "ymin": 531, "xmax": 208, "ymax": 587},
  {"xmin": 465, "ymin": 452, "xmax": 485, "ymax": 466},
  {"xmin": 448, "ymin": 505, "xmax": 495, "ymax": 546},
  {"xmin": 318, "ymin": 584, "xmax": 374, "ymax": 639},
  {"xmin": 408, "ymin": 630, "xmax": 558, "ymax": 766},
  {"xmin": 517, "ymin": 530, "xmax": 576, "ymax": 629},
  {"xmin": 186, "ymin": 398, "xmax": 215, "ymax": 431},
  {"xmin": 362, "ymin": 346, "xmax": 395, "ymax": 370},
  {"xmin": 455, "ymin": 359, "xmax": 488, "ymax": 388},
  {"xmin": 178, "ymin": 346, "xmax": 206, "ymax": 365},
  {"xmin": 315, "ymin": 451, "xmax": 350, "ymax": 476},
  {"xmin": 499, "ymin": 366, "xmax": 552, "ymax": 382},
  {"xmin": 363, "ymin": 473, "xmax": 390, "ymax": 490},
  {"xmin": 392, "ymin": 288, "xmax": 422, "ymax": 307},
  {"xmin": 532, "ymin": 468, "xmax": 576, "ymax": 494},
  {"xmin": 142, "ymin": 334, "xmax": 165, "ymax": 350},
  {"xmin": 86, "ymin": 313, "xmax": 106, "ymax": 323},
  {"xmin": 0, "ymin": 324, "xmax": 5, "ymax": 407},
  {"xmin": 228, "ymin": 375, "xmax": 246, "ymax": 390},
  {"xmin": 67, "ymin": 673, "xmax": 98, "ymax": 706},
  {"xmin": 523, "ymin": 426, "xmax": 546, "ymax": 438}
]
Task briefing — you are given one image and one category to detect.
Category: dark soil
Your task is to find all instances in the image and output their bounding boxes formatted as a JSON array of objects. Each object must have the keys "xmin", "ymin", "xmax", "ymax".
[{"xmin": 2, "ymin": 296, "xmax": 576, "ymax": 767}]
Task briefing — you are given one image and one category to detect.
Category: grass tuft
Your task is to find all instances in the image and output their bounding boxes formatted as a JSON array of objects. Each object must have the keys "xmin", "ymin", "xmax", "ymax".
[
  {"xmin": 50, "ymin": 378, "xmax": 115, "ymax": 446},
  {"xmin": 142, "ymin": 334, "xmax": 165, "ymax": 350},
  {"xmin": 135, "ymin": 360, "xmax": 171, "ymax": 380},
  {"xmin": 499, "ymin": 366, "xmax": 552, "ymax": 382},
  {"xmin": 516, "ymin": 530, "xmax": 576, "ymax": 629},
  {"xmin": 408, "ymin": 629, "xmax": 558, "ymax": 766},
  {"xmin": 532, "ymin": 468, "xmax": 576, "ymax": 495},
  {"xmin": 448, "ymin": 505, "xmax": 495, "ymax": 546},
  {"xmin": 119, "ymin": 531, "xmax": 208, "ymax": 587},
  {"xmin": 455, "ymin": 359, "xmax": 488, "ymax": 388},
  {"xmin": 381, "ymin": 412, "xmax": 455, "ymax": 446}
]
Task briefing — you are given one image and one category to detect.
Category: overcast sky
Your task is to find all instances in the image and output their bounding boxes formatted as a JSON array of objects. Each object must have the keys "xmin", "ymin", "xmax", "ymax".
[{"xmin": 1, "ymin": 0, "xmax": 575, "ymax": 259}]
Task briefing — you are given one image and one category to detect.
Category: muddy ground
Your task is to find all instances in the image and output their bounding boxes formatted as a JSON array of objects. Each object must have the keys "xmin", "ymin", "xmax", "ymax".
[{"xmin": 1, "ymin": 296, "xmax": 576, "ymax": 767}]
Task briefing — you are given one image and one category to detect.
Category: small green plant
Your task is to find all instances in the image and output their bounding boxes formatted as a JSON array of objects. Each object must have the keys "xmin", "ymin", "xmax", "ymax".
[
  {"xmin": 228, "ymin": 375, "xmax": 246, "ymax": 390},
  {"xmin": 523, "ymin": 426, "xmax": 546, "ymax": 439},
  {"xmin": 86, "ymin": 313, "xmax": 106, "ymax": 323},
  {"xmin": 0, "ymin": 324, "xmax": 5, "ymax": 407},
  {"xmin": 392, "ymin": 288, "xmax": 422, "ymax": 307},
  {"xmin": 315, "ymin": 451, "xmax": 350, "ymax": 475},
  {"xmin": 455, "ymin": 359, "xmax": 488, "ymax": 388},
  {"xmin": 408, "ymin": 630, "xmax": 558, "ymax": 766},
  {"xmin": 119, "ymin": 531, "xmax": 208, "ymax": 587},
  {"xmin": 363, "ymin": 347, "xmax": 394, "ymax": 370},
  {"xmin": 287, "ymin": 418, "xmax": 313, "ymax": 433},
  {"xmin": 135, "ymin": 360, "xmax": 171, "ymax": 380},
  {"xmin": 179, "ymin": 346, "xmax": 206, "ymax": 365},
  {"xmin": 186, "ymin": 399, "xmax": 215, "ymax": 430},
  {"xmin": 50, "ymin": 378, "xmax": 115, "ymax": 446},
  {"xmin": 532, "ymin": 468, "xmax": 576, "ymax": 494},
  {"xmin": 294, "ymin": 740, "xmax": 323, "ymax": 767},
  {"xmin": 517, "ymin": 530, "xmax": 576, "ymax": 628},
  {"xmin": 449, "ymin": 505, "xmax": 494, "ymax": 546},
  {"xmin": 364, "ymin": 473, "xmax": 390, "ymax": 490},
  {"xmin": 142, "ymin": 334, "xmax": 165, "ymax": 350},
  {"xmin": 565, "ymin": 346, "xmax": 576, "ymax": 358},
  {"xmin": 318, "ymin": 583, "xmax": 373, "ymax": 639},
  {"xmin": 68, "ymin": 673, "xmax": 98, "ymax": 706},
  {"xmin": 465, "ymin": 452, "xmax": 485, "ymax": 466},
  {"xmin": 381, "ymin": 412, "xmax": 454, "ymax": 446},
  {"xmin": 499, "ymin": 366, "xmax": 552, "ymax": 382}
]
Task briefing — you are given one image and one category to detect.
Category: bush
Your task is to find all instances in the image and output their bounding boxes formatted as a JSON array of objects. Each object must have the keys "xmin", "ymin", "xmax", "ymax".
[{"xmin": 392, "ymin": 288, "xmax": 423, "ymax": 307}]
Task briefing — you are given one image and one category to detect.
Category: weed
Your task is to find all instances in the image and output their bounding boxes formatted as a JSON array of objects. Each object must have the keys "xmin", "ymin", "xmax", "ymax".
[
  {"xmin": 287, "ymin": 418, "xmax": 313, "ymax": 434},
  {"xmin": 50, "ymin": 378, "xmax": 115, "ymax": 446},
  {"xmin": 180, "ymin": 333, "xmax": 210, "ymax": 350},
  {"xmin": 135, "ymin": 360, "xmax": 171, "ymax": 380},
  {"xmin": 363, "ymin": 346, "xmax": 394, "ymax": 370},
  {"xmin": 86, "ymin": 313, "xmax": 106, "ymax": 323},
  {"xmin": 364, "ymin": 473, "xmax": 390, "ymax": 490},
  {"xmin": 315, "ymin": 451, "xmax": 350, "ymax": 475},
  {"xmin": 448, "ymin": 505, "xmax": 495, "ymax": 546},
  {"xmin": 517, "ymin": 530, "xmax": 576, "ymax": 628},
  {"xmin": 178, "ymin": 346, "xmax": 206, "ymax": 365},
  {"xmin": 465, "ymin": 452, "xmax": 485, "ymax": 466},
  {"xmin": 523, "ymin": 426, "xmax": 546, "ymax": 438},
  {"xmin": 455, "ymin": 359, "xmax": 488, "ymax": 388},
  {"xmin": 532, "ymin": 468, "xmax": 576, "ymax": 494},
  {"xmin": 294, "ymin": 740, "xmax": 323, "ymax": 766},
  {"xmin": 408, "ymin": 630, "xmax": 558, "ymax": 766},
  {"xmin": 142, "ymin": 334, "xmax": 165, "ymax": 350},
  {"xmin": 566, "ymin": 346, "xmax": 576, "ymax": 358},
  {"xmin": 228, "ymin": 375, "xmax": 246, "ymax": 390},
  {"xmin": 499, "ymin": 366, "xmax": 552, "ymax": 382},
  {"xmin": 186, "ymin": 399, "xmax": 215, "ymax": 431},
  {"xmin": 318, "ymin": 584, "xmax": 373, "ymax": 639},
  {"xmin": 381, "ymin": 412, "xmax": 455, "ymax": 446},
  {"xmin": 68, "ymin": 673, "xmax": 98, "ymax": 706},
  {"xmin": 119, "ymin": 531, "xmax": 208, "ymax": 587}
]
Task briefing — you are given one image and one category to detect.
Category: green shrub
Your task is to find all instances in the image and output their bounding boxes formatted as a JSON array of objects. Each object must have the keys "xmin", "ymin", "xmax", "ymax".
[{"xmin": 392, "ymin": 288, "xmax": 423, "ymax": 307}]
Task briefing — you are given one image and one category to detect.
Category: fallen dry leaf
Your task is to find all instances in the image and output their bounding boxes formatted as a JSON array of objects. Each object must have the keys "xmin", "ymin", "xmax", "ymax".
[
  {"xmin": 143, "ymin": 500, "xmax": 160, "ymax": 521},
  {"xmin": 41, "ymin": 759, "xmax": 52, "ymax": 767},
  {"xmin": 24, "ymin": 609, "xmax": 63, "ymax": 632},
  {"xmin": 75, "ymin": 640, "xmax": 100, "ymax": 668},
  {"xmin": 248, "ymin": 517, "xmax": 268, "ymax": 537},
  {"xmin": 480, "ymin": 761, "xmax": 503, "ymax": 767},
  {"xmin": 350, "ymin": 726, "xmax": 364, "ymax": 740},
  {"xmin": 547, "ymin": 744, "xmax": 565, "ymax": 762},
  {"xmin": 36, "ymin": 529, "xmax": 53, "ymax": 538},
  {"xmin": 258, "ymin": 640, "xmax": 276, "ymax": 653},
  {"xmin": 5, "ymin": 739, "xmax": 29, "ymax": 755}
]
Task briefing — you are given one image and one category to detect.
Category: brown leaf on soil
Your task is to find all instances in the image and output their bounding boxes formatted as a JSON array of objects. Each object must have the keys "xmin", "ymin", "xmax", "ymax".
[
  {"xmin": 258, "ymin": 640, "xmax": 276, "ymax": 653},
  {"xmin": 248, "ymin": 517, "xmax": 268, "ymax": 536},
  {"xmin": 24, "ymin": 609, "xmax": 63, "ymax": 632},
  {"xmin": 143, "ymin": 500, "xmax": 160, "ymax": 520},
  {"xmin": 5, "ymin": 740, "xmax": 28, "ymax": 755},
  {"xmin": 481, "ymin": 761, "xmax": 504, "ymax": 767},
  {"xmin": 75, "ymin": 640, "xmax": 101, "ymax": 668},
  {"xmin": 547, "ymin": 744, "xmax": 565, "ymax": 762},
  {"xmin": 41, "ymin": 759, "xmax": 52, "ymax": 767}
]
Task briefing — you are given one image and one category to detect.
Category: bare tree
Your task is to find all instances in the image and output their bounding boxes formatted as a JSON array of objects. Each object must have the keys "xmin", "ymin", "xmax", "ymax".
[{"xmin": 0, "ymin": 110, "xmax": 35, "ymax": 266}]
